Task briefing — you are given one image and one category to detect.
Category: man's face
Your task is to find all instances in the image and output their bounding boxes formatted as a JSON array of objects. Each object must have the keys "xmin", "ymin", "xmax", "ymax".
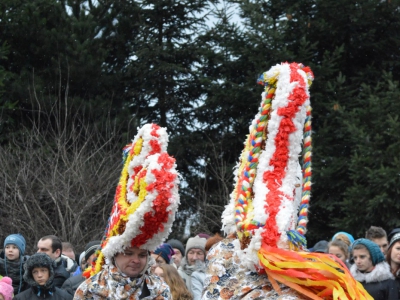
[
  {"xmin": 37, "ymin": 239, "xmax": 60, "ymax": 260},
  {"xmin": 370, "ymin": 237, "xmax": 388, "ymax": 255},
  {"xmin": 114, "ymin": 247, "xmax": 148, "ymax": 278},
  {"xmin": 353, "ymin": 248, "xmax": 374, "ymax": 273},
  {"xmin": 172, "ymin": 248, "xmax": 183, "ymax": 267},
  {"xmin": 187, "ymin": 248, "xmax": 205, "ymax": 266},
  {"xmin": 32, "ymin": 267, "xmax": 50, "ymax": 286}
]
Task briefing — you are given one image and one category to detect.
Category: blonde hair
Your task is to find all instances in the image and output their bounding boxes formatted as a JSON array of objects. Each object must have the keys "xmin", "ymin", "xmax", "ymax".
[
  {"xmin": 333, "ymin": 233, "xmax": 351, "ymax": 247},
  {"xmin": 158, "ymin": 264, "xmax": 193, "ymax": 300},
  {"xmin": 328, "ymin": 239, "xmax": 349, "ymax": 260}
]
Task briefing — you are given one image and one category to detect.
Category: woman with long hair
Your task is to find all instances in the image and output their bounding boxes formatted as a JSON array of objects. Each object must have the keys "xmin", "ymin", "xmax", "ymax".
[
  {"xmin": 386, "ymin": 232, "xmax": 400, "ymax": 295},
  {"xmin": 155, "ymin": 264, "xmax": 193, "ymax": 300}
]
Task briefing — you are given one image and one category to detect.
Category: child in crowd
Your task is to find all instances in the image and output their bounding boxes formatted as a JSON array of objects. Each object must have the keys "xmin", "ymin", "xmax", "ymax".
[
  {"xmin": 350, "ymin": 238, "xmax": 398, "ymax": 300},
  {"xmin": 0, "ymin": 276, "xmax": 14, "ymax": 300},
  {"xmin": 328, "ymin": 239, "xmax": 351, "ymax": 268},
  {"xmin": 13, "ymin": 253, "xmax": 72, "ymax": 299},
  {"xmin": 0, "ymin": 234, "xmax": 28, "ymax": 295}
]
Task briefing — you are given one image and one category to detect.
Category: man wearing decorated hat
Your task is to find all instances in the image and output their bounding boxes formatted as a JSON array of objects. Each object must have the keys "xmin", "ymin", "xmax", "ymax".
[
  {"xmin": 74, "ymin": 245, "xmax": 170, "ymax": 299},
  {"xmin": 74, "ymin": 123, "xmax": 181, "ymax": 299}
]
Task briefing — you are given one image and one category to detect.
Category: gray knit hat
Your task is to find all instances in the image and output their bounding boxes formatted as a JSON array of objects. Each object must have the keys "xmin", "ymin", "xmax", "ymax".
[
  {"xmin": 166, "ymin": 239, "xmax": 185, "ymax": 257},
  {"xmin": 352, "ymin": 238, "xmax": 385, "ymax": 266},
  {"xmin": 185, "ymin": 235, "xmax": 207, "ymax": 256},
  {"xmin": 84, "ymin": 240, "xmax": 101, "ymax": 262}
]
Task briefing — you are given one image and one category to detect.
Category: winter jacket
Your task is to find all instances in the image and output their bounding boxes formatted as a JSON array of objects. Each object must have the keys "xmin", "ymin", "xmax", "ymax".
[
  {"xmin": 14, "ymin": 286, "xmax": 73, "ymax": 300},
  {"xmin": 0, "ymin": 251, "xmax": 29, "ymax": 294},
  {"xmin": 178, "ymin": 259, "xmax": 204, "ymax": 294},
  {"xmin": 61, "ymin": 274, "xmax": 85, "ymax": 297},
  {"xmin": 350, "ymin": 261, "xmax": 399, "ymax": 300},
  {"xmin": 53, "ymin": 257, "xmax": 71, "ymax": 288},
  {"xmin": 191, "ymin": 270, "xmax": 206, "ymax": 300},
  {"xmin": 395, "ymin": 273, "xmax": 400, "ymax": 297},
  {"xmin": 14, "ymin": 253, "xmax": 72, "ymax": 300}
]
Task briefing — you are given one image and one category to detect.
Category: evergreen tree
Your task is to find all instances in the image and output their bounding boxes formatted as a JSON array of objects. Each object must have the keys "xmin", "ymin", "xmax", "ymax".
[
  {"xmin": 338, "ymin": 72, "xmax": 400, "ymax": 236},
  {"xmin": 306, "ymin": 0, "xmax": 400, "ymax": 240}
]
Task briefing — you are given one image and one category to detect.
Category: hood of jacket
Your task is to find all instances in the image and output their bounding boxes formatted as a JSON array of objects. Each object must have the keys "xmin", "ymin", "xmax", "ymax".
[{"xmin": 23, "ymin": 253, "xmax": 55, "ymax": 289}]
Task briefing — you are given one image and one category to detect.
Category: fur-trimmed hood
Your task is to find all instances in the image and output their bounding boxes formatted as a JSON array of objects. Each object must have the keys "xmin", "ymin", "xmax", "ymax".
[
  {"xmin": 351, "ymin": 261, "xmax": 394, "ymax": 283},
  {"xmin": 23, "ymin": 253, "xmax": 55, "ymax": 289}
]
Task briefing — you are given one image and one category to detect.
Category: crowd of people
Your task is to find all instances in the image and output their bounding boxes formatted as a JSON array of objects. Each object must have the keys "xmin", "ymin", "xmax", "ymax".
[
  {"xmin": 0, "ymin": 226, "xmax": 399, "ymax": 299},
  {"xmin": 310, "ymin": 226, "xmax": 400, "ymax": 300},
  {"xmin": 0, "ymin": 231, "xmax": 223, "ymax": 299}
]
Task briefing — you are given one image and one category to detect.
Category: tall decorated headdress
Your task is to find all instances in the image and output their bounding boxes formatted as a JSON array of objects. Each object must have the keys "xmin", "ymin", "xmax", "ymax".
[
  {"xmin": 221, "ymin": 62, "xmax": 372, "ymax": 299},
  {"xmin": 84, "ymin": 123, "xmax": 180, "ymax": 277}
]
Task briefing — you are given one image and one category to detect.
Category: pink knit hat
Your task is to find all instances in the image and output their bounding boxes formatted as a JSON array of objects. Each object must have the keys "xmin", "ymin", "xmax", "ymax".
[{"xmin": 0, "ymin": 277, "xmax": 13, "ymax": 300}]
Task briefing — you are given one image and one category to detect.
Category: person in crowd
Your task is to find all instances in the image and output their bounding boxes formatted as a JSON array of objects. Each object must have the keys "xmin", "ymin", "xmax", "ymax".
[
  {"xmin": 74, "ymin": 246, "xmax": 171, "ymax": 299},
  {"xmin": 328, "ymin": 239, "xmax": 351, "ymax": 268},
  {"xmin": 332, "ymin": 231, "xmax": 354, "ymax": 248},
  {"xmin": 61, "ymin": 241, "xmax": 101, "ymax": 297},
  {"xmin": 178, "ymin": 235, "xmax": 207, "ymax": 293},
  {"xmin": 0, "ymin": 234, "xmax": 28, "ymax": 294},
  {"xmin": 154, "ymin": 264, "xmax": 192, "ymax": 300},
  {"xmin": 191, "ymin": 231, "xmax": 224, "ymax": 300},
  {"xmin": 388, "ymin": 228, "xmax": 400, "ymax": 242},
  {"xmin": 151, "ymin": 243, "xmax": 175, "ymax": 266},
  {"xmin": 386, "ymin": 231, "xmax": 400, "ymax": 295},
  {"xmin": 14, "ymin": 253, "xmax": 72, "ymax": 299},
  {"xmin": 0, "ymin": 276, "xmax": 14, "ymax": 300},
  {"xmin": 71, "ymin": 252, "xmax": 84, "ymax": 277},
  {"xmin": 166, "ymin": 239, "xmax": 185, "ymax": 268},
  {"xmin": 309, "ymin": 240, "xmax": 328, "ymax": 253},
  {"xmin": 365, "ymin": 226, "xmax": 389, "ymax": 255},
  {"xmin": 62, "ymin": 243, "xmax": 76, "ymax": 261},
  {"xmin": 350, "ymin": 238, "xmax": 398, "ymax": 300},
  {"xmin": 60, "ymin": 243, "xmax": 78, "ymax": 276},
  {"xmin": 37, "ymin": 235, "xmax": 70, "ymax": 287}
]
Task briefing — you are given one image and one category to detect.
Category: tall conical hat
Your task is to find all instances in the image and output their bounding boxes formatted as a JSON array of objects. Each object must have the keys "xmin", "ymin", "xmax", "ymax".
[
  {"xmin": 220, "ymin": 62, "xmax": 372, "ymax": 299},
  {"xmin": 222, "ymin": 62, "xmax": 313, "ymax": 262},
  {"xmin": 85, "ymin": 123, "xmax": 180, "ymax": 277}
]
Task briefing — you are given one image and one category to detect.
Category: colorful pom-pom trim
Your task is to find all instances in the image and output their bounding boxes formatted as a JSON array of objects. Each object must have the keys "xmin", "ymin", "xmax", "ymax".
[
  {"xmin": 222, "ymin": 62, "xmax": 314, "ymax": 258},
  {"xmin": 84, "ymin": 123, "xmax": 180, "ymax": 278}
]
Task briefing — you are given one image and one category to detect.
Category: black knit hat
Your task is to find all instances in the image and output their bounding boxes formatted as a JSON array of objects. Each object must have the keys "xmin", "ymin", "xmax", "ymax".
[
  {"xmin": 84, "ymin": 240, "xmax": 101, "ymax": 262},
  {"xmin": 23, "ymin": 253, "xmax": 55, "ymax": 288}
]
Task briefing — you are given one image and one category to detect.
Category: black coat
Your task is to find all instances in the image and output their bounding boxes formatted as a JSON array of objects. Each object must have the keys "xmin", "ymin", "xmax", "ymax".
[
  {"xmin": 0, "ymin": 251, "xmax": 29, "ymax": 295},
  {"xmin": 13, "ymin": 286, "xmax": 73, "ymax": 300},
  {"xmin": 361, "ymin": 279, "xmax": 398, "ymax": 300},
  {"xmin": 61, "ymin": 274, "xmax": 85, "ymax": 296},
  {"xmin": 53, "ymin": 258, "xmax": 70, "ymax": 288}
]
